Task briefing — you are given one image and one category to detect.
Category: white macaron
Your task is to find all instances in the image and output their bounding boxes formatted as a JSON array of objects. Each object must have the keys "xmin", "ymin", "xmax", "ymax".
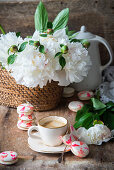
[
  {"xmin": 17, "ymin": 103, "xmax": 34, "ymax": 115},
  {"xmin": 68, "ymin": 101, "xmax": 84, "ymax": 112},
  {"xmin": 78, "ymin": 91, "xmax": 94, "ymax": 100},
  {"xmin": 0, "ymin": 151, "xmax": 18, "ymax": 165},
  {"xmin": 17, "ymin": 120, "xmax": 36, "ymax": 130},
  {"xmin": 63, "ymin": 87, "xmax": 75, "ymax": 97},
  {"xmin": 71, "ymin": 141, "xmax": 89, "ymax": 158}
]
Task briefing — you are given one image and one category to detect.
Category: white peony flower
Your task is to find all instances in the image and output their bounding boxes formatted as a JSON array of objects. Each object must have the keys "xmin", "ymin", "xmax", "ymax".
[
  {"xmin": 76, "ymin": 124, "xmax": 111, "ymax": 145},
  {"xmin": 0, "ymin": 29, "xmax": 92, "ymax": 88},
  {"xmin": 0, "ymin": 32, "xmax": 23, "ymax": 68},
  {"xmin": 54, "ymin": 40, "xmax": 91, "ymax": 86},
  {"xmin": 10, "ymin": 42, "xmax": 55, "ymax": 88},
  {"xmin": 53, "ymin": 28, "xmax": 69, "ymax": 43}
]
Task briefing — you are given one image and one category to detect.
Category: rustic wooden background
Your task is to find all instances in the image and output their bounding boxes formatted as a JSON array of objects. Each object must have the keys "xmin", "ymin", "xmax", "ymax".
[{"xmin": 0, "ymin": 0, "xmax": 114, "ymax": 65}]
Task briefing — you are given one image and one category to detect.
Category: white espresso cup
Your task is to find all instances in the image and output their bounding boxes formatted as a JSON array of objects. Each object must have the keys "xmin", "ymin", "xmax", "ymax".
[{"xmin": 28, "ymin": 116, "xmax": 68, "ymax": 146}]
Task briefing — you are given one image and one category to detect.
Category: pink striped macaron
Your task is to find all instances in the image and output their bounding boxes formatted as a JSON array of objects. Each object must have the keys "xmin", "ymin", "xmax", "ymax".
[
  {"xmin": 71, "ymin": 141, "xmax": 89, "ymax": 158},
  {"xmin": 70, "ymin": 125, "xmax": 78, "ymax": 140},
  {"xmin": 17, "ymin": 103, "xmax": 34, "ymax": 115},
  {"xmin": 17, "ymin": 120, "xmax": 36, "ymax": 130},
  {"xmin": 68, "ymin": 101, "xmax": 84, "ymax": 112},
  {"xmin": 60, "ymin": 126, "xmax": 78, "ymax": 146},
  {"xmin": 78, "ymin": 91, "xmax": 94, "ymax": 100},
  {"xmin": 0, "ymin": 151, "xmax": 18, "ymax": 165},
  {"xmin": 61, "ymin": 134, "xmax": 75, "ymax": 146},
  {"xmin": 18, "ymin": 113, "xmax": 35, "ymax": 121}
]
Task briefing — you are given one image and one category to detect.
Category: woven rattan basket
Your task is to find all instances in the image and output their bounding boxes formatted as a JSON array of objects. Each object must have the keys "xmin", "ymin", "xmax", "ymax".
[{"xmin": 0, "ymin": 67, "xmax": 63, "ymax": 111}]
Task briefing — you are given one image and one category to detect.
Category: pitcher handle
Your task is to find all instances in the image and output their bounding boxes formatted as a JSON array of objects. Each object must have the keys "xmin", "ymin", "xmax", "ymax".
[{"xmin": 93, "ymin": 35, "xmax": 113, "ymax": 71}]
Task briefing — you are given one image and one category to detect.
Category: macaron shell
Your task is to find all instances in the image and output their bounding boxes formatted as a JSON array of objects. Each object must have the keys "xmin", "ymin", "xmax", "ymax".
[
  {"xmin": 17, "ymin": 103, "xmax": 34, "ymax": 114},
  {"xmin": 17, "ymin": 111, "xmax": 33, "ymax": 116},
  {"xmin": 18, "ymin": 118, "xmax": 35, "ymax": 123},
  {"xmin": 61, "ymin": 134, "xmax": 76, "ymax": 146},
  {"xmin": 68, "ymin": 101, "xmax": 84, "ymax": 112},
  {"xmin": 0, "ymin": 151, "xmax": 17, "ymax": 162},
  {"xmin": 71, "ymin": 141, "xmax": 89, "ymax": 158},
  {"xmin": 18, "ymin": 114, "xmax": 35, "ymax": 121},
  {"xmin": 0, "ymin": 158, "xmax": 18, "ymax": 165},
  {"xmin": 17, "ymin": 124, "xmax": 29, "ymax": 131},
  {"xmin": 63, "ymin": 87, "xmax": 75, "ymax": 97},
  {"xmin": 70, "ymin": 125, "xmax": 78, "ymax": 141},
  {"xmin": 63, "ymin": 93, "xmax": 74, "ymax": 98},
  {"xmin": 78, "ymin": 91, "xmax": 94, "ymax": 100},
  {"xmin": 17, "ymin": 120, "xmax": 36, "ymax": 128}
]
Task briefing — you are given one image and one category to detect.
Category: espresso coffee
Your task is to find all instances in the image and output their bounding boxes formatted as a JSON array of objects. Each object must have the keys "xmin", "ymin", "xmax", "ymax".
[{"xmin": 42, "ymin": 120, "xmax": 65, "ymax": 128}]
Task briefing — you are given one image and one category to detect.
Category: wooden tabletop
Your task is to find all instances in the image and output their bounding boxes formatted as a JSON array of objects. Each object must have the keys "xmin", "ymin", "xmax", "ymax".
[{"xmin": 0, "ymin": 95, "xmax": 114, "ymax": 170}]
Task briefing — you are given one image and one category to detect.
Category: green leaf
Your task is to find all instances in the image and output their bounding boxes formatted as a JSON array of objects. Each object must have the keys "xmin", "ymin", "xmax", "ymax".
[
  {"xmin": 84, "ymin": 115, "xmax": 93, "ymax": 129},
  {"xmin": 2, "ymin": 66, "xmax": 5, "ymax": 69},
  {"xmin": 102, "ymin": 111, "xmax": 114, "ymax": 130},
  {"xmin": 74, "ymin": 112, "xmax": 93, "ymax": 129},
  {"xmin": 96, "ymin": 90, "xmax": 100, "ymax": 100},
  {"xmin": 7, "ymin": 54, "xmax": 17, "ymax": 64},
  {"xmin": 93, "ymin": 113, "xmax": 100, "ymax": 120},
  {"xmin": 59, "ymin": 56, "xmax": 66, "ymax": 69},
  {"xmin": 70, "ymin": 39, "xmax": 81, "ymax": 43},
  {"xmin": 52, "ymin": 8, "xmax": 69, "ymax": 32},
  {"xmin": 91, "ymin": 98, "xmax": 106, "ymax": 110},
  {"xmin": 40, "ymin": 33, "xmax": 47, "ymax": 37},
  {"xmin": 34, "ymin": 1, "xmax": 48, "ymax": 32},
  {"xmin": 111, "ymin": 108, "xmax": 114, "ymax": 112},
  {"xmin": 16, "ymin": 32, "xmax": 21, "ymax": 37},
  {"xmin": 106, "ymin": 101, "xmax": 114, "ymax": 109},
  {"xmin": 75, "ymin": 104, "xmax": 91, "ymax": 121},
  {"xmin": 29, "ymin": 40, "xmax": 34, "ymax": 45},
  {"xmin": 65, "ymin": 26, "xmax": 68, "ymax": 35},
  {"xmin": 68, "ymin": 30, "xmax": 76, "ymax": 37},
  {"xmin": 0, "ymin": 62, "xmax": 5, "ymax": 69},
  {"xmin": 0, "ymin": 25, "xmax": 6, "ymax": 35},
  {"xmin": 26, "ymin": 36, "xmax": 32, "ymax": 38},
  {"xmin": 47, "ymin": 21, "xmax": 53, "ymax": 29},
  {"xmin": 39, "ymin": 45, "xmax": 45, "ymax": 53},
  {"xmin": 69, "ymin": 32, "xmax": 79, "ymax": 39},
  {"xmin": 18, "ymin": 42, "xmax": 28, "ymax": 52},
  {"xmin": 55, "ymin": 52, "xmax": 62, "ymax": 58},
  {"xmin": 8, "ymin": 48, "xmax": 10, "ymax": 55},
  {"xmin": 60, "ymin": 44, "xmax": 64, "ymax": 48},
  {"xmin": 97, "ymin": 108, "xmax": 106, "ymax": 116}
]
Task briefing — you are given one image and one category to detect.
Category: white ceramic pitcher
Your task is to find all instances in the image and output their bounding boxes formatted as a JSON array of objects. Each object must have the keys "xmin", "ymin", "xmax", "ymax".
[{"xmin": 72, "ymin": 26, "xmax": 113, "ymax": 91}]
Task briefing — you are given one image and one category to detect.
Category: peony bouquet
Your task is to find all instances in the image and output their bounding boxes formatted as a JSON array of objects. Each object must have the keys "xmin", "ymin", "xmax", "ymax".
[{"xmin": 0, "ymin": 1, "xmax": 91, "ymax": 88}]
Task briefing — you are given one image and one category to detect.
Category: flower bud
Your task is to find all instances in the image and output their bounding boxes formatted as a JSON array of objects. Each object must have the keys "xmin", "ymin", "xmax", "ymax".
[
  {"xmin": 34, "ymin": 41, "xmax": 40, "ymax": 47},
  {"xmin": 81, "ymin": 40, "xmax": 90, "ymax": 48},
  {"xmin": 47, "ymin": 29, "xmax": 53, "ymax": 35},
  {"xmin": 61, "ymin": 45, "xmax": 68, "ymax": 54},
  {"xmin": 10, "ymin": 45, "xmax": 18, "ymax": 53}
]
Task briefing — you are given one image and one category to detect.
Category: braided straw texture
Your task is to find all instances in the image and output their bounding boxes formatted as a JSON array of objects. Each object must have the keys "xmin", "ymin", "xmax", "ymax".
[{"xmin": 0, "ymin": 67, "xmax": 63, "ymax": 111}]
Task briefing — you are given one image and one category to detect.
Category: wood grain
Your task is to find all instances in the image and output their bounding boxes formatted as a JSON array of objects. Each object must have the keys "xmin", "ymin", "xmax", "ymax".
[
  {"xmin": 0, "ymin": 0, "xmax": 113, "ymax": 65},
  {"xmin": 0, "ymin": 93, "xmax": 114, "ymax": 169}
]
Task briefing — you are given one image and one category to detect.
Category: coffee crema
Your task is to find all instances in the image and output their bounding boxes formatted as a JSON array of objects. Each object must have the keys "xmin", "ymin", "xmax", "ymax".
[{"xmin": 42, "ymin": 120, "xmax": 66, "ymax": 128}]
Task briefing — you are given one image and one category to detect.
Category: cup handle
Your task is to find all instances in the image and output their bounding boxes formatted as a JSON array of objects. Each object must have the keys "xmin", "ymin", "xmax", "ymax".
[{"xmin": 28, "ymin": 126, "xmax": 39, "ymax": 139}]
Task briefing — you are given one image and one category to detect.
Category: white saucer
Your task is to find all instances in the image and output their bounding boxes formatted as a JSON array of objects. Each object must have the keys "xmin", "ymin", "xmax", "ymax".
[{"xmin": 28, "ymin": 132, "xmax": 71, "ymax": 153}]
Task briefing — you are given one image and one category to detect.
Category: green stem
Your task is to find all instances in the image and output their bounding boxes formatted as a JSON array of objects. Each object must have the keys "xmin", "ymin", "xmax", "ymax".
[{"xmin": 0, "ymin": 25, "xmax": 6, "ymax": 34}]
